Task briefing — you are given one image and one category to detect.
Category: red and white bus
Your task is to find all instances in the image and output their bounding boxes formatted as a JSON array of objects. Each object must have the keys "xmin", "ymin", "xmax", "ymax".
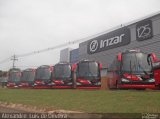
[
  {"xmin": 7, "ymin": 68, "xmax": 21, "ymax": 88},
  {"xmin": 72, "ymin": 60, "xmax": 102, "ymax": 89},
  {"xmin": 33, "ymin": 65, "xmax": 52, "ymax": 89},
  {"xmin": 148, "ymin": 53, "xmax": 160, "ymax": 89},
  {"xmin": 108, "ymin": 49, "xmax": 160, "ymax": 89},
  {"xmin": 51, "ymin": 62, "xmax": 73, "ymax": 89},
  {"xmin": 19, "ymin": 68, "xmax": 35, "ymax": 88}
]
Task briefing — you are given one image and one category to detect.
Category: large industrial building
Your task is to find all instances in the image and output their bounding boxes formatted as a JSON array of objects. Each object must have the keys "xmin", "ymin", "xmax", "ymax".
[{"xmin": 61, "ymin": 12, "xmax": 160, "ymax": 68}]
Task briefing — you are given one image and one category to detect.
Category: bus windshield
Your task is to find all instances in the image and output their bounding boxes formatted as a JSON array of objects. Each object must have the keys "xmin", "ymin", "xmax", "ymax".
[
  {"xmin": 122, "ymin": 52, "xmax": 152, "ymax": 74},
  {"xmin": 53, "ymin": 64, "xmax": 71, "ymax": 79},
  {"xmin": 77, "ymin": 62, "xmax": 99, "ymax": 79},
  {"xmin": 9, "ymin": 72, "xmax": 21, "ymax": 82},
  {"xmin": 35, "ymin": 67, "xmax": 51, "ymax": 81},
  {"xmin": 21, "ymin": 71, "xmax": 35, "ymax": 82}
]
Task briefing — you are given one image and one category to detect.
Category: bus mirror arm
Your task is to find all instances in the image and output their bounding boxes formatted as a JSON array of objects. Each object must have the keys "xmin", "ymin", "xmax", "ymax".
[
  {"xmin": 99, "ymin": 63, "xmax": 102, "ymax": 70},
  {"xmin": 148, "ymin": 53, "xmax": 160, "ymax": 63},
  {"xmin": 118, "ymin": 53, "xmax": 122, "ymax": 61},
  {"xmin": 71, "ymin": 64, "xmax": 77, "ymax": 71},
  {"xmin": 147, "ymin": 53, "xmax": 160, "ymax": 71}
]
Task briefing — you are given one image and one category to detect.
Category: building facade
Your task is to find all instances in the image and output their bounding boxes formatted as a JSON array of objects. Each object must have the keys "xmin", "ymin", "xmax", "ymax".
[
  {"xmin": 60, "ymin": 48, "xmax": 72, "ymax": 63},
  {"xmin": 70, "ymin": 48, "xmax": 79, "ymax": 64},
  {"xmin": 78, "ymin": 13, "xmax": 160, "ymax": 68}
]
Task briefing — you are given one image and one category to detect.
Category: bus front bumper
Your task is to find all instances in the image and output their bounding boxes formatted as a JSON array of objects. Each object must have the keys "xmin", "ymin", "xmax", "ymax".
[
  {"xmin": 118, "ymin": 84, "xmax": 156, "ymax": 89},
  {"xmin": 33, "ymin": 85, "xmax": 51, "ymax": 89},
  {"xmin": 51, "ymin": 85, "xmax": 73, "ymax": 89}
]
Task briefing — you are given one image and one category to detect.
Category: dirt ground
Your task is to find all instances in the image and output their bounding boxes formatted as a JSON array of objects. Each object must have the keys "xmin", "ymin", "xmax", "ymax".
[
  {"xmin": 0, "ymin": 102, "xmax": 102, "ymax": 119},
  {"xmin": 0, "ymin": 106, "xmax": 28, "ymax": 113}
]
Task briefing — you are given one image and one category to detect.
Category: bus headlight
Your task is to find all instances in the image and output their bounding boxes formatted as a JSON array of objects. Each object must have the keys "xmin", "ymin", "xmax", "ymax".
[
  {"xmin": 95, "ymin": 82, "xmax": 101, "ymax": 85},
  {"xmin": 148, "ymin": 78, "xmax": 155, "ymax": 82},
  {"xmin": 33, "ymin": 83, "xmax": 37, "ymax": 86},
  {"xmin": 121, "ymin": 78, "xmax": 130, "ymax": 82},
  {"xmin": 67, "ymin": 82, "xmax": 73, "ymax": 85},
  {"xmin": 48, "ymin": 82, "xmax": 55, "ymax": 86},
  {"xmin": 76, "ymin": 82, "xmax": 81, "ymax": 85}
]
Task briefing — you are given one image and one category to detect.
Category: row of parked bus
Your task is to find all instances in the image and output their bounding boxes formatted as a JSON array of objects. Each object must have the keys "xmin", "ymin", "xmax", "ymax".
[
  {"xmin": 6, "ymin": 49, "xmax": 160, "ymax": 90},
  {"xmin": 7, "ymin": 60, "xmax": 102, "ymax": 89}
]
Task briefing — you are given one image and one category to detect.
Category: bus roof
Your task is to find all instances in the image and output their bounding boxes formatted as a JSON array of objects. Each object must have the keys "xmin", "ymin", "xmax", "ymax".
[
  {"xmin": 37, "ymin": 65, "xmax": 51, "ymax": 69},
  {"xmin": 9, "ymin": 68, "xmax": 21, "ymax": 72},
  {"xmin": 55, "ymin": 62, "xmax": 70, "ymax": 65},
  {"xmin": 123, "ymin": 49, "xmax": 141, "ymax": 53},
  {"xmin": 23, "ymin": 68, "xmax": 35, "ymax": 72},
  {"xmin": 79, "ymin": 59, "xmax": 98, "ymax": 63}
]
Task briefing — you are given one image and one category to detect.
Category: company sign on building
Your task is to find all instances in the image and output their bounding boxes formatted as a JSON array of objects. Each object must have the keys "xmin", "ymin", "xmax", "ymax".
[
  {"xmin": 136, "ymin": 20, "xmax": 153, "ymax": 41},
  {"xmin": 87, "ymin": 27, "xmax": 131, "ymax": 54}
]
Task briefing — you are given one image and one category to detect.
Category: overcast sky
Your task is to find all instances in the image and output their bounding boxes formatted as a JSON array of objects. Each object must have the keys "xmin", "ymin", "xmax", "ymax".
[{"xmin": 0, "ymin": 0, "xmax": 160, "ymax": 71}]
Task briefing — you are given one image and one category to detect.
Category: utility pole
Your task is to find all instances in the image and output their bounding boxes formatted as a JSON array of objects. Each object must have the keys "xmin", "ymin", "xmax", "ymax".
[{"xmin": 11, "ymin": 55, "xmax": 18, "ymax": 69}]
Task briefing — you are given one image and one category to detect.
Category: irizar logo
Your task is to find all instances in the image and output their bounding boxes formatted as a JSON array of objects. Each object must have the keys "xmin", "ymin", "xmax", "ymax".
[
  {"xmin": 89, "ymin": 33, "xmax": 125, "ymax": 53},
  {"xmin": 100, "ymin": 34, "xmax": 125, "ymax": 48},
  {"xmin": 89, "ymin": 40, "xmax": 98, "ymax": 52}
]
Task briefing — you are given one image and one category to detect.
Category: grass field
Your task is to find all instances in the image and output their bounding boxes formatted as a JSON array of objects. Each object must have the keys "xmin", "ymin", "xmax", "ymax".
[{"xmin": 0, "ymin": 88, "xmax": 160, "ymax": 113}]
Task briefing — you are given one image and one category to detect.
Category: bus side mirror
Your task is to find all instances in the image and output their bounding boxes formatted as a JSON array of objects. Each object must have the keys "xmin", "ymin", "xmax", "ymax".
[
  {"xmin": 99, "ymin": 63, "xmax": 102, "ymax": 70},
  {"xmin": 118, "ymin": 53, "xmax": 122, "ymax": 61},
  {"xmin": 71, "ymin": 64, "xmax": 77, "ymax": 71},
  {"xmin": 148, "ymin": 53, "xmax": 159, "ymax": 63},
  {"xmin": 17, "ymin": 72, "xmax": 21, "ymax": 77},
  {"xmin": 32, "ymin": 69, "xmax": 36, "ymax": 72},
  {"xmin": 49, "ymin": 66, "xmax": 53, "ymax": 72}
]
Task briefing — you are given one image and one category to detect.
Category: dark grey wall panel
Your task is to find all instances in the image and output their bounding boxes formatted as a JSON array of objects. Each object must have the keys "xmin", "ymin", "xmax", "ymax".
[{"xmin": 70, "ymin": 48, "xmax": 79, "ymax": 64}]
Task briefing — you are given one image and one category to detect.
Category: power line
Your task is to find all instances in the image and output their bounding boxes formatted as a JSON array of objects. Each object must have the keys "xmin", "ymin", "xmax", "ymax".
[
  {"xmin": 16, "ymin": 42, "xmax": 68, "ymax": 57},
  {"xmin": 16, "ymin": 65, "xmax": 39, "ymax": 68},
  {"xmin": 0, "ymin": 56, "xmax": 12, "ymax": 64},
  {"xmin": 0, "ymin": 23, "xmax": 135, "ymax": 60},
  {"xmin": 1, "ymin": 27, "xmax": 160, "ymax": 68},
  {"xmin": 0, "ymin": 37, "xmax": 85, "ymax": 67},
  {"xmin": 16, "ymin": 39, "xmax": 84, "ymax": 58}
]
